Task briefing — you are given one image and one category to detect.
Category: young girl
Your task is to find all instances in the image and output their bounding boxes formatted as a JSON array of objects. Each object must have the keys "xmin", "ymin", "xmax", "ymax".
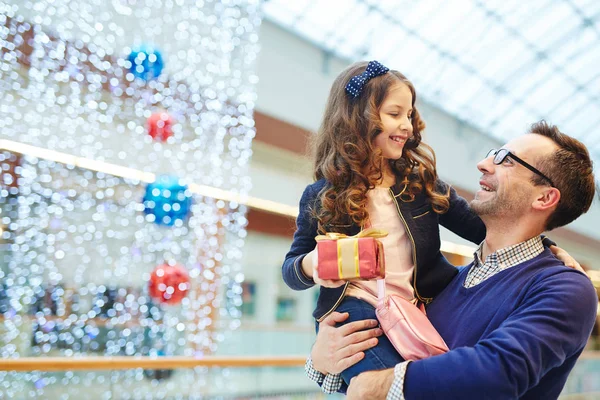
[{"xmin": 281, "ymin": 61, "xmax": 566, "ymax": 388}]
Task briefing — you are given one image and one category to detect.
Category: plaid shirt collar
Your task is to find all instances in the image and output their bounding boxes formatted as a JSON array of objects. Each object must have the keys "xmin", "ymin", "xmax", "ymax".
[{"xmin": 465, "ymin": 235, "xmax": 545, "ymax": 288}]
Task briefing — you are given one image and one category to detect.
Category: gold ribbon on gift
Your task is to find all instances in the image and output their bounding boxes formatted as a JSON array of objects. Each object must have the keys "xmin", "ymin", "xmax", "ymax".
[
  {"xmin": 315, "ymin": 229, "xmax": 388, "ymax": 279},
  {"xmin": 338, "ymin": 239, "xmax": 358, "ymax": 279},
  {"xmin": 314, "ymin": 228, "xmax": 388, "ymax": 242}
]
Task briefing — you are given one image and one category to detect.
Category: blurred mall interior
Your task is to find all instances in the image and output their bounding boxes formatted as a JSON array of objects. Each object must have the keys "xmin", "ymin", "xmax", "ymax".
[{"xmin": 1, "ymin": 0, "xmax": 599, "ymax": 398}]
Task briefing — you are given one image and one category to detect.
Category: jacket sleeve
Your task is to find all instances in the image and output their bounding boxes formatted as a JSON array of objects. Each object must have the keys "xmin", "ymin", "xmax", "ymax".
[
  {"xmin": 403, "ymin": 271, "xmax": 598, "ymax": 400},
  {"xmin": 281, "ymin": 184, "xmax": 319, "ymax": 290},
  {"xmin": 436, "ymin": 180, "xmax": 486, "ymax": 245}
]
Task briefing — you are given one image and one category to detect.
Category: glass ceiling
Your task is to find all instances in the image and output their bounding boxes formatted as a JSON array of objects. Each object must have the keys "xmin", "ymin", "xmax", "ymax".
[{"xmin": 262, "ymin": 0, "xmax": 600, "ymax": 169}]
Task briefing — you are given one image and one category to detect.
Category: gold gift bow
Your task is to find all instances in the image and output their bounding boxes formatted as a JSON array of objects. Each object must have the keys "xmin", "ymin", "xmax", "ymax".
[
  {"xmin": 315, "ymin": 229, "xmax": 388, "ymax": 279},
  {"xmin": 314, "ymin": 228, "xmax": 389, "ymax": 242}
]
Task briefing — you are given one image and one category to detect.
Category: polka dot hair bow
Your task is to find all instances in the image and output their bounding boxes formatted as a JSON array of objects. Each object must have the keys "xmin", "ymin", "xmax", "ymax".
[{"xmin": 345, "ymin": 60, "xmax": 390, "ymax": 98}]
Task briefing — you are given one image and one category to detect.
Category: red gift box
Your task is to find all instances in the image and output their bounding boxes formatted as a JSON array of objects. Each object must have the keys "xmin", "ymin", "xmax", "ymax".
[{"xmin": 316, "ymin": 229, "xmax": 387, "ymax": 280}]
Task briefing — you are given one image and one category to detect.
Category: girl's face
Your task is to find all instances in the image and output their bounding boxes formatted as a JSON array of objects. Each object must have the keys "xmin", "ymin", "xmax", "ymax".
[{"xmin": 374, "ymin": 82, "xmax": 414, "ymax": 160}]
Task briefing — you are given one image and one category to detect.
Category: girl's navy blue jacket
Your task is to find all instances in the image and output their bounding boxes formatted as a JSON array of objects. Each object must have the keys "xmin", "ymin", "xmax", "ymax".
[{"xmin": 282, "ymin": 177, "xmax": 487, "ymax": 321}]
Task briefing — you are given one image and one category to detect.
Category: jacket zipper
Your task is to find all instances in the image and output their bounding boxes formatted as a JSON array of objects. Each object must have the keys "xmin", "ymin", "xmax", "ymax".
[{"xmin": 389, "ymin": 188, "xmax": 432, "ymax": 304}]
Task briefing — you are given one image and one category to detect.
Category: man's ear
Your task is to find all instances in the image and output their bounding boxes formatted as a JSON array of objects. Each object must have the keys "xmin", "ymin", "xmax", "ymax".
[{"xmin": 532, "ymin": 187, "xmax": 560, "ymax": 211}]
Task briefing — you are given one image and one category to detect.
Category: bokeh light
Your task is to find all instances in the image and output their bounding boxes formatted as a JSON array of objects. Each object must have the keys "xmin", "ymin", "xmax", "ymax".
[{"xmin": 0, "ymin": 0, "xmax": 260, "ymax": 397}]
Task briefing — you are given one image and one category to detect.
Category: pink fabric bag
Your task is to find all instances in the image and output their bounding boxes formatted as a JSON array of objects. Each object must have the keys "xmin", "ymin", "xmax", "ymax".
[{"xmin": 375, "ymin": 280, "xmax": 449, "ymax": 361}]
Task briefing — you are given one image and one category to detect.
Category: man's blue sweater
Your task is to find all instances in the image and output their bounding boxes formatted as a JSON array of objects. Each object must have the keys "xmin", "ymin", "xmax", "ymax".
[{"xmin": 405, "ymin": 249, "xmax": 598, "ymax": 400}]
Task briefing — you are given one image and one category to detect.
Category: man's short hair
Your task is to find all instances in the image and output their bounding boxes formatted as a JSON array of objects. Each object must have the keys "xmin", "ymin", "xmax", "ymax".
[{"xmin": 529, "ymin": 121, "xmax": 595, "ymax": 230}]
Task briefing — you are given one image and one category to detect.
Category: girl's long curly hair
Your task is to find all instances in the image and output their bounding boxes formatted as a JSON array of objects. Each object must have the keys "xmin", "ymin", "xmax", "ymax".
[{"xmin": 313, "ymin": 61, "xmax": 450, "ymax": 233}]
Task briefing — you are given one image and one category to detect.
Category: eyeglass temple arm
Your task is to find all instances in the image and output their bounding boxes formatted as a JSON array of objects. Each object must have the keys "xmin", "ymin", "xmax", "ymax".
[{"xmin": 509, "ymin": 153, "xmax": 554, "ymax": 186}]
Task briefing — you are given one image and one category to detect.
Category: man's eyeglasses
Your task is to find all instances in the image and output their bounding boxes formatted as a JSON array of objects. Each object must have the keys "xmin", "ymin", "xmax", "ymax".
[{"xmin": 486, "ymin": 149, "xmax": 555, "ymax": 187}]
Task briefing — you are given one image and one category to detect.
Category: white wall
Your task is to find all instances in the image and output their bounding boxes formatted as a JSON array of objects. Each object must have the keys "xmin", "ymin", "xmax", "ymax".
[
  {"xmin": 248, "ymin": 141, "xmax": 312, "ymax": 210},
  {"xmin": 238, "ymin": 231, "xmax": 317, "ymax": 327},
  {"xmin": 254, "ymin": 21, "xmax": 349, "ymax": 133}
]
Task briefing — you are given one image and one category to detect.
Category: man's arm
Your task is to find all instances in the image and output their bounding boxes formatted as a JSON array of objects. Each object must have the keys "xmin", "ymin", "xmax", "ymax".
[
  {"xmin": 349, "ymin": 271, "xmax": 597, "ymax": 399},
  {"xmin": 345, "ymin": 363, "xmax": 408, "ymax": 400}
]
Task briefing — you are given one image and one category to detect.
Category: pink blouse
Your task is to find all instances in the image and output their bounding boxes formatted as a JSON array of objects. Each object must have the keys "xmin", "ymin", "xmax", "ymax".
[{"xmin": 345, "ymin": 187, "xmax": 415, "ymax": 306}]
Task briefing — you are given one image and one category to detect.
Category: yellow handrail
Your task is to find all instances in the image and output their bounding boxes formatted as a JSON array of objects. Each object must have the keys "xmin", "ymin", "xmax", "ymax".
[
  {"xmin": 0, "ymin": 139, "xmax": 300, "ymax": 218},
  {"xmin": 0, "ymin": 356, "xmax": 307, "ymax": 372},
  {"xmin": 3, "ymin": 352, "xmax": 600, "ymax": 372}
]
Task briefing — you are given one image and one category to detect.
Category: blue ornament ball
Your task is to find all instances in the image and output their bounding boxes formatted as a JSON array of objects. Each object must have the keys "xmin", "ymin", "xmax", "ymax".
[
  {"xmin": 143, "ymin": 176, "xmax": 192, "ymax": 226},
  {"xmin": 127, "ymin": 46, "xmax": 164, "ymax": 80}
]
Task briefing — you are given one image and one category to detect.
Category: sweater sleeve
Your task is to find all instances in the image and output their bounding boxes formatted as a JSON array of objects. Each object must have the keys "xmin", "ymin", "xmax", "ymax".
[
  {"xmin": 281, "ymin": 184, "xmax": 319, "ymax": 290},
  {"xmin": 436, "ymin": 180, "xmax": 486, "ymax": 245},
  {"xmin": 403, "ymin": 271, "xmax": 598, "ymax": 400}
]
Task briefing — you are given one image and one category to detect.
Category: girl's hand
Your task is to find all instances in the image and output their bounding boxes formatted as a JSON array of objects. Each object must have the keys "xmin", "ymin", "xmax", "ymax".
[
  {"xmin": 310, "ymin": 247, "xmax": 346, "ymax": 288},
  {"xmin": 301, "ymin": 246, "xmax": 346, "ymax": 288},
  {"xmin": 550, "ymin": 245, "xmax": 588, "ymax": 277}
]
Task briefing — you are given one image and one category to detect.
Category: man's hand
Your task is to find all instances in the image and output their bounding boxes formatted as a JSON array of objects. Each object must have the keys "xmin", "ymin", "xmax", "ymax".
[
  {"xmin": 550, "ymin": 245, "xmax": 588, "ymax": 276},
  {"xmin": 347, "ymin": 368, "xmax": 396, "ymax": 400},
  {"xmin": 311, "ymin": 311, "xmax": 382, "ymax": 374}
]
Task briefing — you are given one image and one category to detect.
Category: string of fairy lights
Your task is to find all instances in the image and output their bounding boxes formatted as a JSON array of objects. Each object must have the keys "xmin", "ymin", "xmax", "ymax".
[{"xmin": 0, "ymin": 0, "xmax": 261, "ymax": 397}]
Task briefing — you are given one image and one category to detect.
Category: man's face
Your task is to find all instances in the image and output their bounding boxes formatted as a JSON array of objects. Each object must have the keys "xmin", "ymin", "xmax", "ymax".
[{"xmin": 471, "ymin": 134, "xmax": 557, "ymax": 218}]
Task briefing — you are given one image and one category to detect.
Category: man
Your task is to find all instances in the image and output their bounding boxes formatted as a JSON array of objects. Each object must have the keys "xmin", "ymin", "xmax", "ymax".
[{"xmin": 306, "ymin": 121, "xmax": 598, "ymax": 399}]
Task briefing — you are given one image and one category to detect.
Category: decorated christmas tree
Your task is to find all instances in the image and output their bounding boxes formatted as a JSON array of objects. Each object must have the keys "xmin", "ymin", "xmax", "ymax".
[{"xmin": 0, "ymin": 0, "xmax": 260, "ymax": 397}]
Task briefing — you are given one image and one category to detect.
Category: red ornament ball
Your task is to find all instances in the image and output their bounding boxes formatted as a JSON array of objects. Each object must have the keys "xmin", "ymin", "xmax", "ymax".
[
  {"xmin": 147, "ymin": 112, "xmax": 173, "ymax": 142},
  {"xmin": 148, "ymin": 263, "xmax": 190, "ymax": 305}
]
